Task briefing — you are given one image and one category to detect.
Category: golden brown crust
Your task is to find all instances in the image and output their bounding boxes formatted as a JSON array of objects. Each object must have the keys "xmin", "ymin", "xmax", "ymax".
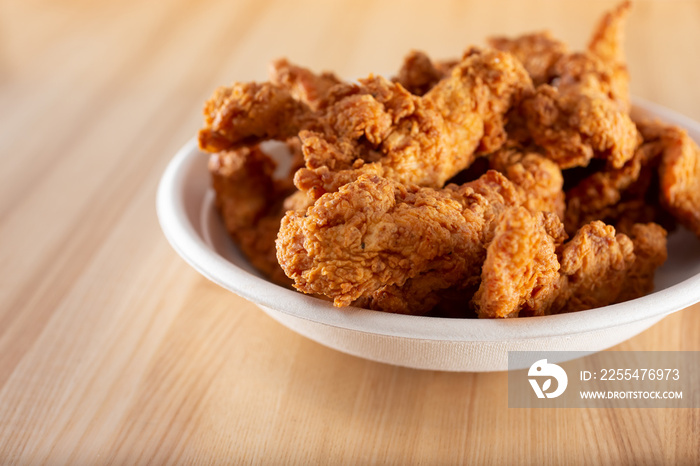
[
  {"xmin": 473, "ymin": 207, "xmax": 561, "ymax": 318},
  {"xmin": 521, "ymin": 76, "xmax": 639, "ymax": 169},
  {"xmin": 549, "ymin": 52, "xmax": 630, "ymax": 113},
  {"xmin": 658, "ymin": 125, "xmax": 700, "ymax": 237},
  {"xmin": 489, "ymin": 149, "xmax": 565, "ymax": 218},
  {"xmin": 488, "ymin": 31, "xmax": 569, "ymax": 86},
  {"xmin": 516, "ymin": 2, "xmax": 637, "ymax": 169},
  {"xmin": 276, "ymin": 170, "xmax": 522, "ymax": 310},
  {"xmin": 293, "ymin": 163, "xmax": 385, "ymax": 202},
  {"xmin": 299, "ymin": 49, "xmax": 533, "ymax": 188},
  {"xmin": 198, "ymin": 82, "xmax": 312, "ymax": 152},
  {"xmin": 209, "ymin": 147, "xmax": 293, "ymax": 285},
  {"xmin": 200, "ymin": 1, "xmax": 676, "ymax": 317},
  {"xmin": 550, "ymin": 221, "xmax": 637, "ymax": 314},
  {"xmin": 209, "ymin": 147, "xmax": 277, "ymax": 233},
  {"xmin": 617, "ymin": 223, "xmax": 668, "ymax": 302},
  {"xmin": 268, "ymin": 58, "xmax": 341, "ymax": 110},
  {"xmin": 564, "ymin": 119, "xmax": 674, "ymax": 235},
  {"xmin": 472, "ymin": 218, "xmax": 666, "ymax": 318},
  {"xmin": 392, "ymin": 50, "xmax": 457, "ymax": 96}
]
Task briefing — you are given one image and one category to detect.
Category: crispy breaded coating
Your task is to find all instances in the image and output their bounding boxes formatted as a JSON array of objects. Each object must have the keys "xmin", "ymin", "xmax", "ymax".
[
  {"xmin": 281, "ymin": 162, "xmax": 387, "ymax": 214},
  {"xmin": 658, "ymin": 125, "xmax": 700, "ymax": 238},
  {"xmin": 554, "ymin": 221, "xmax": 667, "ymax": 311},
  {"xmin": 199, "ymin": 82, "xmax": 312, "ymax": 152},
  {"xmin": 550, "ymin": 52, "xmax": 630, "ymax": 113},
  {"xmin": 300, "ymin": 49, "xmax": 533, "ymax": 188},
  {"xmin": 276, "ymin": 170, "xmax": 522, "ymax": 310},
  {"xmin": 426, "ymin": 48, "xmax": 533, "ymax": 158},
  {"xmin": 488, "ymin": 31, "xmax": 569, "ymax": 86},
  {"xmin": 296, "ymin": 77, "xmax": 413, "ymax": 172},
  {"xmin": 392, "ymin": 50, "xmax": 456, "ymax": 96},
  {"xmin": 564, "ymin": 119, "xmax": 672, "ymax": 234},
  {"xmin": 210, "ymin": 147, "xmax": 277, "ymax": 235},
  {"xmin": 363, "ymin": 171, "xmax": 524, "ymax": 314},
  {"xmin": 587, "ymin": 0, "xmax": 631, "ymax": 112},
  {"xmin": 363, "ymin": 271, "xmax": 479, "ymax": 316},
  {"xmin": 541, "ymin": 210, "xmax": 569, "ymax": 246},
  {"xmin": 519, "ymin": 3, "xmax": 638, "ymax": 169},
  {"xmin": 489, "ymin": 148, "xmax": 565, "ymax": 218},
  {"xmin": 472, "ymin": 207, "xmax": 561, "ymax": 318},
  {"xmin": 200, "ymin": 50, "xmax": 531, "ymax": 189},
  {"xmin": 565, "ymin": 155, "xmax": 642, "ymax": 233},
  {"xmin": 548, "ymin": 221, "xmax": 637, "ymax": 314},
  {"xmin": 588, "ymin": 1, "xmax": 630, "ymax": 68},
  {"xmin": 209, "ymin": 147, "xmax": 293, "ymax": 285},
  {"xmin": 269, "ymin": 58, "xmax": 341, "ymax": 110},
  {"xmin": 473, "ymin": 216, "xmax": 666, "ymax": 318},
  {"xmin": 293, "ymin": 163, "xmax": 385, "ymax": 202},
  {"xmin": 202, "ymin": 1, "xmax": 676, "ymax": 318},
  {"xmin": 617, "ymin": 223, "xmax": 668, "ymax": 302},
  {"xmin": 521, "ymin": 74, "xmax": 639, "ymax": 169},
  {"xmin": 282, "ymin": 190, "xmax": 312, "ymax": 213}
]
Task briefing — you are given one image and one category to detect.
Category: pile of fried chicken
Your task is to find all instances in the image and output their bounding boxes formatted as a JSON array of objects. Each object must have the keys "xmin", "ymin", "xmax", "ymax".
[{"xmin": 198, "ymin": 1, "xmax": 700, "ymax": 318}]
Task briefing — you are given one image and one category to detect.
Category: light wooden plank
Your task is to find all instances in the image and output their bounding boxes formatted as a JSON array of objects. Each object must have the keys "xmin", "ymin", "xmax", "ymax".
[{"xmin": 0, "ymin": 0, "xmax": 699, "ymax": 464}]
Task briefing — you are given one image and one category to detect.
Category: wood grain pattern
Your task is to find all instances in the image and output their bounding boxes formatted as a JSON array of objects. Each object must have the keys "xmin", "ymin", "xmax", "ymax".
[{"xmin": 1, "ymin": 0, "xmax": 699, "ymax": 464}]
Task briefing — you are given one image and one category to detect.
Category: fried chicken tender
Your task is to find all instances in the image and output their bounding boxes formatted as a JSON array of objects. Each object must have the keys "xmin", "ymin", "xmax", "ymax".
[
  {"xmin": 392, "ymin": 50, "xmax": 457, "ymax": 96},
  {"xmin": 521, "ymin": 64, "xmax": 639, "ymax": 169},
  {"xmin": 562, "ymin": 222, "xmax": 667, "ymax": 311},
  {"xmin": 488, "ymin": 31, "xmax": 569, "ymax": 86},
  {"xmin": 473, "ymin": 216, "xmax": 666, "ymax": 318},
  {"xmin": 363, "ymin": 171, "xmax": 524, "ymax": 314},
  {"xmin": 657, "ymin": 125, "xmax": 700, "ymax": 238},
  {"xmin": 200, "ymin": 60, "xmax": 342, "ymax": 151},
  {"xmin": 268, "ymin": 58, "xmax": 342, "ymax": 110},
  {"xmin": 519, "ymin": 2, "xmax": 639, "ymax": 169},
  {"xmin": 301, "ymin": 49, "xmax": 533, "ymax": 187},
  {"xmin": 472, "ymin": 207, "xmax": 561, "ymax": 318},
  {"xmin": 553, "ymin": 221, "xmax": 666, "ymax": 313},
  {"xmin": 199, "ymin": 82, "xmax": 312, "ymax": 152},
  {"xmin": 209, "ymin": 147, "xmax": 293, "ymax": 285},
  {"xmin": 276, "ymin": 170, "xmax": 522, "ymax": 311},
  {"xmin": 551, "ymin": 221, "xmax": 636, "ymax": 313},
  {"xmin": 428, "ymin": 48, "xmax": 534, "ymax": 157}
]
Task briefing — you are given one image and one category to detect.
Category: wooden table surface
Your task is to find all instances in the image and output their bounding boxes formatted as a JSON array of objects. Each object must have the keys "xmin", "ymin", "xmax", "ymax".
[{"xmin": 1, "ymin": 0, "xmax": 699, "ymax": 463}]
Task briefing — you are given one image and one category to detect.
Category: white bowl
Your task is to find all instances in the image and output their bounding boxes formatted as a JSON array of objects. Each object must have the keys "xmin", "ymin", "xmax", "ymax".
[{"xmin": 157, "ymin": 98, "xmax": 700, "ymax": 372}]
